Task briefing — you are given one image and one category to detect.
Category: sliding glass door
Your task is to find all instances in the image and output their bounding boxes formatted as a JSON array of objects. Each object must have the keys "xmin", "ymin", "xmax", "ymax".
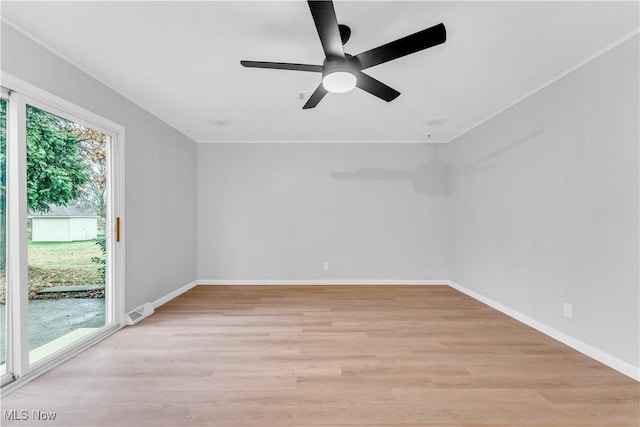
[
  {"xmin": 0, "ymin": 97, "xmax": 8, "ymax": 384},
  {"xmin": 1, "ymin": 82, "xmax": 123, "ymax": 387},
  {"xmin": 25, "ymin": 104, "xmax": 110, "ymax": 365}
]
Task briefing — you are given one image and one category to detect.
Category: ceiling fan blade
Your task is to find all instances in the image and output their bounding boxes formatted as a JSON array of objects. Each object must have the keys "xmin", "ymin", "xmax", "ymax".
[
  {"xmin": 303, "ymin": 83, "xmax": 328, "ymax": 109},
  {"xmin": 307, "ymin": 0, "xmax": 345, "ymax": 59},
  {"xmin": 355, "ymin": 72, "xmax": 400, "ymax": 102},
  {"xmin": 354, "ymin": 23, "xmax": 446, "ymax": 70},
  {"xmin": 241, "ymin": 61, "xmax": 323, "ymax": 72}
]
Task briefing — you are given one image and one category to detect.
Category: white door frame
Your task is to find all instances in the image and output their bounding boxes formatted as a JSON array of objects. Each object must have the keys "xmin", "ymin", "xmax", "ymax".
[{"xmin": 1, "ymin": 72, "xmax": 125, "ymax": 390}]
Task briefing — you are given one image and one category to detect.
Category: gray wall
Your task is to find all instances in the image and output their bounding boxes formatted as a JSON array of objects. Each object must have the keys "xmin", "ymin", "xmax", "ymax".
[
  {"xmin": 442, "ymin": 35, "xmax": 639, "ymax": 366},
  {"xmin": 1, "ymin": 25, "xmax": 198, "ymax": 311},
  {"xmin": 198, "ymin": 143, "xmax": 449, "ymax": 280}
]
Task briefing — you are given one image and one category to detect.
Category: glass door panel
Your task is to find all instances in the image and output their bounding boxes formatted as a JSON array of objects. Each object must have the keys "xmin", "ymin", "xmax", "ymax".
[
  {"xmin": 25, "ymin": 104, "xmax": 108, "ymax": 365},
  {"xmin": 0, "ymin": 97, "xmax": 7, "ymax": 377}
]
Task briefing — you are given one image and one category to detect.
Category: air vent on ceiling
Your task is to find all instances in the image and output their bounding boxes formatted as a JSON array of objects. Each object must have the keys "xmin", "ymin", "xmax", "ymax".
[{"xmin": 126, "ymin": 302, "xmax": 154, "ymax": 326}]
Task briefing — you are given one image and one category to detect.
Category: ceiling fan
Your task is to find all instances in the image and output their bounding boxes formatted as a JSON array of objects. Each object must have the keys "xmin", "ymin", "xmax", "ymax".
[{"xmin": 241, "ymin": 0, "xmax": 446, "ymax": 109}]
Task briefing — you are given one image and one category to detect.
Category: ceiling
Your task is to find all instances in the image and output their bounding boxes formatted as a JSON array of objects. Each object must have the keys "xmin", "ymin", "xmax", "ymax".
[{"xmin": 1, "ymin": 1, "xmax": 638, "ymax": 143}]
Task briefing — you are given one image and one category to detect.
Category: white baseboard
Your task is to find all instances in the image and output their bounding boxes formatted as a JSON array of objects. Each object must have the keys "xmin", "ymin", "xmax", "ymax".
[
  {"xmin": 447, "ymin": 280, "xmax": 640, "ymax": 382},
  {"xmin": 197, "ymin": 279, "xmax": 449, "ymax": 285},
  {"xmin": 151, "ymin": 280, "xmax": 198, "ymax": 309}
]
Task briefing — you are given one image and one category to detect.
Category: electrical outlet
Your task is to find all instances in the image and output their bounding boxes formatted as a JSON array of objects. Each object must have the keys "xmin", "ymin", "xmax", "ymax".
[
  {"xmin": 323, "ymin": 262, "xmax": 329, "ymax": 271},
  {"xmin": 563, "ymin": 303, "xmax": 572, "ymax": 319}
]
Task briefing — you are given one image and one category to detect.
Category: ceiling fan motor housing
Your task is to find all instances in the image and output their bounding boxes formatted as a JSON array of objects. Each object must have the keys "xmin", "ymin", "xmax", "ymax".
[{"xmin": 322, "ymin": 57, "xmax": 358, "ymax": 77}]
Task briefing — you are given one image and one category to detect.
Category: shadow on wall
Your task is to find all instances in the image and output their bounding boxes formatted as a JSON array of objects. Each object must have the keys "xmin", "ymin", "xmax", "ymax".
[
  {"xmin": 330, "ymin": 145, "xmax": 451, "ymax": 196},
  {"xmin": 451, "ymin": 126, "xmax": 549, "ymax": 179},
  {"xmin": 329, "ymin": 126, "xmax": 549, "ymax": 196}
]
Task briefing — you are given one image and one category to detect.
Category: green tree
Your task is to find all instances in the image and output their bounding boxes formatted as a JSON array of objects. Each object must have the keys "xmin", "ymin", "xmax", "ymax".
[
  {"xmin": 0, "ymin": 103, "xmax": 88, "ymax": 267},
  {"xmin": 26, "ymin": 106, "xmax": 88, "ymax": 213},
  {"xmin": 0, "ymin": 99, "xmax": 6, "ymax": 270}
]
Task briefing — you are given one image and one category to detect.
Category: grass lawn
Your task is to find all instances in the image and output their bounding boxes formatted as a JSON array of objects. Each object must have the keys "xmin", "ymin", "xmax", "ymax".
[{"xmin": 0, "ymin": 239, "xmax": 104, "ymax": 301}]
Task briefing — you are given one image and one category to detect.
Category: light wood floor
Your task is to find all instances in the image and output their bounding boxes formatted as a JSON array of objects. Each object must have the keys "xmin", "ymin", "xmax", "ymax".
[{"xmin": 2, "ymin": 285, "xmax": 638, "ymax": 427}]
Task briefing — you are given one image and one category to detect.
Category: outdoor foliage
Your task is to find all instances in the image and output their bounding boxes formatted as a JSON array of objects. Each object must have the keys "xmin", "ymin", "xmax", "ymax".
[
  {"xmin": 0, "ymin": 102, "xmax": 108, "ymax": 267},
  {"xmin": 0, "ymin": 240, "xmax": 103, "ymax": 302},
  {"xmin": 26, "ymin": 106, "xmax": 88, "ymax": 213},
  {"xmin": 0, "ymin": 104, "xmax": 106, "ymax": 216},
  {"xmin": 0, "ymin": 99, "xmax": 6, "ymax": 270},
  {"xmin": 66, "ymin": 125, "xmax": 107, "ymax": 217},
  {"xmin": 92, "ymin": 235, "xmax": 107, "ymax": 282}
]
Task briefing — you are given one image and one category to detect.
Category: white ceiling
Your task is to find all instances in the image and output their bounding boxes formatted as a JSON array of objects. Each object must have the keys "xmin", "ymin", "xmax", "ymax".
[{"xmin": 2, "ymin": 1, "xmax": 638, "ymax": 143}]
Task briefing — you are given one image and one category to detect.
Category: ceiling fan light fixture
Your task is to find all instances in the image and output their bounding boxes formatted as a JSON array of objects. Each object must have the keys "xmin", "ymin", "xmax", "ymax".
[
  {"xmin": 322, "ymin": 71, "xmax": 357, "ymax": 93},
  {"xmin": 241, "ymin": 1, "xmax": 447, "ymax": 108}
]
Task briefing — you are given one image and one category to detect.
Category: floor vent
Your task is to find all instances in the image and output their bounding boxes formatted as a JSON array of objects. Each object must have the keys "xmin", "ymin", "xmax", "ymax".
[{"xmin": 126, "ymin": 302, "xmax": 154, "ymax": 325}]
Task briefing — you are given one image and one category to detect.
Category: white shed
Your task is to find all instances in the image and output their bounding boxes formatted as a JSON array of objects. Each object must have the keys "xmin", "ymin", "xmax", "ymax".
[{"xmin": 30, "ymin": 205, "xmax": 99, "ymax": 242}]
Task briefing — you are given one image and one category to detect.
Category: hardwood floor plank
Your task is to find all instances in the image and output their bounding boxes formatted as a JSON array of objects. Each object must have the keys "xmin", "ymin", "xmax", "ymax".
[{"xmin": 2, "ymin": 285, "xmax": 638, "ymax": 427}]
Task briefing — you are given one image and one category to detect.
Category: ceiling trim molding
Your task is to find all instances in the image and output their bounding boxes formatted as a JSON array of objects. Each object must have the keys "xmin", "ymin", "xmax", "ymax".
[
  {"xmin": 446, "ymin": 28, "xmax": 640, "ymax": 144},
  {"xmin": 196, "ymin": 139, "xmax": 448, "ymax": 144}
]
